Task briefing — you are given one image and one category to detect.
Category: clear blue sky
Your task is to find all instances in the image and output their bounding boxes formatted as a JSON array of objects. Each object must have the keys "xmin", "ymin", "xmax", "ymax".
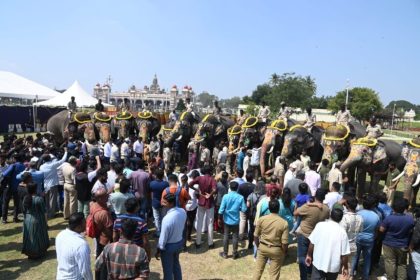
[{"xmin": 1, "ymin": 0, "xmax": 419, "ymax": 105}]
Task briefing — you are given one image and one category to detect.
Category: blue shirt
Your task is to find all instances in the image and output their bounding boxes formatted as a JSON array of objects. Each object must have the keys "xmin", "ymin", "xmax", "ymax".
[
  {"xmin": 237, "ymin": 151, "xmax": 245, "ymax": 171},
  {"xmin": 378, "ymin": 203, "xmax": 392, "ymax": 219},
  {"xmin": 218, "ymin": 191, "xmax": 247, "ymax": 225},
  {"xmin": 149, "ymin": 179, "xmax": 169, "ymax": 209},
  {"xmin": 17, "ymin": 169, "xmax": 44, "ymax": 195},
  {"xmin": 158, "ymin": 207, "xmax": 187, "ymax": 250},
  {"xmin": 2, "ymin": 162, "xmax": 25, "ymax": 190},
  {"xmin": 381, "ymin": 213, "xmax": 415, "ymax": 248},
  {"xmin": 357, "ymin": 209, "xmax": 380, "ymax": 243},
  {"xmin": 295, "ymin": 194, "xmax": 310, "ymax": 208},
  {"xmin": 232, "ymin": 177, "xmax": 246, "ymax": 186},
  {"xmin": 114, "ymin": 213, "xmax": 148, "ymax": 246},
  {"xmin": 39, "ymin": 152, "xmax": 68, "ymax": 191}
]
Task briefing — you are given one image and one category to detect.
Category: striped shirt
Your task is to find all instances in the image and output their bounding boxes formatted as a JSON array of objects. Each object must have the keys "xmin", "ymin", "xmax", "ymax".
[
  {"xmin": 95, "ymin": 238, "xmax": 149, "ymax": 280},
  {"xmin": 113, "ymin": 214, "xmax": 148, "ymax": 247},
  {"xmin": 56, "ymin": 228, "xmax": 92, "ymax": 280}
]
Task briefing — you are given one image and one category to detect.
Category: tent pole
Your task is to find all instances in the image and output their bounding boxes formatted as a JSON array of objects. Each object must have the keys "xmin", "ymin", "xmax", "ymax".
[{"xmin": 33, "ymin": 94, "xmax": 37, "ymax": 132}]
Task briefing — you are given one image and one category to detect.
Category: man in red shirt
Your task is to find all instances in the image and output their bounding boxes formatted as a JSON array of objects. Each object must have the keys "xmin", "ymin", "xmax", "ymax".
[
  {"xmin": 265, "ymin": 175, "xmax": 281, "ymax": 197},
  {"xmin": 188, "ymin": 165, "xmax": 216, "ymax": 249}
]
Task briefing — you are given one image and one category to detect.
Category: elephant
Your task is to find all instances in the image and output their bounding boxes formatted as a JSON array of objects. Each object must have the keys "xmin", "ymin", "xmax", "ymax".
[
  {"xmin": 239, "ymin": 116, "xmax": 266, "ymax": 149},
  {"xmin": 47, "ymin": 110, "xmax": 96, "ymax": 144},
  {"xmin": 93, "ymin": 112, "xmax": 112, "ymax": 144},
  {"xmin": 321, "ymin": 121, "xmax": 367, "ymax": 165},
  {"xmin": 163, "ymin": 111, "xmax": 199, "ymax": 161},
  {"xmin": 340, "ymin": 138, "xmax": 406, "ymax": 197},
  {"xmin": 260, "ymin": 119, "xmax": 296, "ymax": 175},
  {"xmin": 392, "ymin": 138, "xmax": 420, "ymax": 208},
  {"xmin": 135, "ymin": 112, "xmax": 161, "ymax": 144},
  {"xmin": 193, "ymin": 114, "xmax": 235, "ymax": 147},
  {"xmin": 111, "ymin": 111, "xmax": 136, "ymax": 140},
  {"xmin": 280, "ymin": 124, "xmax": 324, "ymax": 163}
]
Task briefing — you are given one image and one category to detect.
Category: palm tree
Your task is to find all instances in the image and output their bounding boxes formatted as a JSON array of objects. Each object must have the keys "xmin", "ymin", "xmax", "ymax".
[{"xmin": 270, "ymin": 73, "xmax": 280, "ymax": 86}]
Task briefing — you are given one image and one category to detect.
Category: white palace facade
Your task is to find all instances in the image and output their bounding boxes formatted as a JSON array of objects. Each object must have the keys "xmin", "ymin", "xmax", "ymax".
[{"xmin": 93, "ymin": 75, "xmax": 194, "ymax": 112}]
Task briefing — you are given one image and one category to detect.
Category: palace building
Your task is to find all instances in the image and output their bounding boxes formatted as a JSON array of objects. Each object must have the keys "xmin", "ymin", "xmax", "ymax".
[{"xmin": 93, "ymin": 75, "xmax": 195, "ymax": 112}]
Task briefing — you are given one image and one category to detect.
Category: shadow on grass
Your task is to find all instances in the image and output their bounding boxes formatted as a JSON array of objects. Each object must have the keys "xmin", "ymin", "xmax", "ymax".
[
  {"xmin": 0, "ymin": 224, "xmax": 22, "ymax": 237},
  {"xmin": 0, "ymin": 248, "xmax": 56, "ymax": 279}
]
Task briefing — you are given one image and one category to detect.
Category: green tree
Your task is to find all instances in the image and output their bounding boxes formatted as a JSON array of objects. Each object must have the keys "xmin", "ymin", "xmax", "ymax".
[
  {"xmin": 220, "ymin": 96, "xmax": 242, "ymax": 109},
  {"xmin": 249, "ymin": 83, "xmax": 271, "ymax": 105},
  {"xmin": 386, "ymin": 100, "xmax": 416, "ymax": 111},
  {"xmin": 263, "ymin": 73, "xmax": 317, "ymax": 112},
  {"xmin": 328, "ymin": 87, "xmax": 383, "ymax": 121},
  {"xmin": 196, "ymin": 91, "xmax": 217, "ymax": 107},
  {"xmin": 176, "ymin": 99, "xmax": 186, "ymax": 111},
  {"xmin": 270, "ymin": 73, "xmax": 280, "ymax": 86},
  {"xmin": 308, "ymin": 95, "xmax": 331, "ymax": 109}
]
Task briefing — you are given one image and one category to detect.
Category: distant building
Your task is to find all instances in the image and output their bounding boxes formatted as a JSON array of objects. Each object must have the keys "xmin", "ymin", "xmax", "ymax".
[
  {"xmin": 93, "ymin": 75, "xmax": 195, "ymax": 112},
  {"xmin": 404, "ymin": 109, "xmax": 416, "ymax": 122}
]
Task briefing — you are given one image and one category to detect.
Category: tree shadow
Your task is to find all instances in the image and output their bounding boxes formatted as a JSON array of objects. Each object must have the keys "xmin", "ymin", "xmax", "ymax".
[
  {"xmin": 149, "ymin": 271, "xmax": 161, "ymax": 280},
  {"xmin": 0, "ymin": 225, "xmax": 22, "ymax": 237}
]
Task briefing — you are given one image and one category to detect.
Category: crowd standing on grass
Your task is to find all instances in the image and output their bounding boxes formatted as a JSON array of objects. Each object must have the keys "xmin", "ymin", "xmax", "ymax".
[{"xmin": 0, "ymin": 105, "xmax": 420, "ymax": 280}]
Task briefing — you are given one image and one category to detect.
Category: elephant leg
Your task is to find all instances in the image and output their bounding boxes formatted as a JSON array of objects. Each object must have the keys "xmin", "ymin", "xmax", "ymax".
[
  {"xmin": 369, "ymin": 173, "xmax": 381, "ymax": 194},
  {"xmin": 356, "ymin": 167, "xmax": 367, "ymax": 199},
  {"xmin": 411, "ymin": 185, "xmax": 419, "ymax": 208}
]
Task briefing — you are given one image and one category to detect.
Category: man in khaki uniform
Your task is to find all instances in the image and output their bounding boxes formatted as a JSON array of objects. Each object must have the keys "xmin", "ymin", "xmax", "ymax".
[
  {"xmin": 253, "ymin": 199, "xmax": 289, "ymax": 280},
  {"xmin": 366, "ymin": 117, "xmax": 383, "ymax": 139},
  {"xmin": 336, "ymin": 104, "xmax": 352, "ymax": 127},
  {"xmin": 62, "ymin": 156, "xmax": 78, "ymax": 219}
]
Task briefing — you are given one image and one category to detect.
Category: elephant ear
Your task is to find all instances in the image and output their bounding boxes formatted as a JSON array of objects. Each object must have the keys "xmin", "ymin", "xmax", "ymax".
[{"xmin": 151, "ymin": 117, "xmax": 161, "ymax": 137}]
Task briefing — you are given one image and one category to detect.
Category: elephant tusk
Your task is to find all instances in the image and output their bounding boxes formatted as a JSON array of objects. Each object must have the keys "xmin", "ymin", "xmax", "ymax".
[
  {"xmin": 392, "ymin": 170, "xmax": 405, "ymax": 182},
  {"xmin": 413, "ymin": 174, "xmax": 420, "ymax": 187},
  {"xmin": 317, "ymin": 164, "xmax": 322, "ymax": 173},
  {"xmin": 331, "ymin": 163, "xmax": 336, "ymax": 170},
  {"xmin": 175, "ymin": 135, "xmax": 183, "ymax": 141},
  {"xmin": 267, "ymin": 146, "xmax": 274, "ymax": 154}
]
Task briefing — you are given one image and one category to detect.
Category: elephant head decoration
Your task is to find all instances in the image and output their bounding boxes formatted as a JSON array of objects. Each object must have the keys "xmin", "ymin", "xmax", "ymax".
[
  {"xmin": 194, "ymin": 114, "xmax": 235, "ymax": 146},
  {"xmin": 93, "ymin": 112, "xmax": 112, "ymax": 144},
  {"xmin": 111, "ymin": 112, "xmax": 135, "ymax": 139},
  {"xmin": 340, "ymin": 138, "xmax": 406, "ymax": 196},
  {"xmin": 392, "ymin": 138, "xmax": 420, "ymax": 207},
  {"xmin": 239, "ymin": 116, "xmax": 266, "ymax": 149},
  {"xmin": 280, "ymin": 125, "xmax": 324, "ymax": 163},
  {"xmin": 136, "ymin": 112, "xmax": 161, "ymax": 144}
]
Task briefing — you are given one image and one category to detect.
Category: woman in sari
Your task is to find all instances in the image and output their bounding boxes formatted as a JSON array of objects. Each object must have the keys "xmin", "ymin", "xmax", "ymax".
[{"xmin": 22, "ymin": 182, "xmax": 49, "ymax": 259}]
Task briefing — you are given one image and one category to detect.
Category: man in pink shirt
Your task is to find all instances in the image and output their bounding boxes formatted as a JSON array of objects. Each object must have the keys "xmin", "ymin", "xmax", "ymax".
[{"xmin": 304, "ymin": 162, "xmax": 321, "ymax": 196}]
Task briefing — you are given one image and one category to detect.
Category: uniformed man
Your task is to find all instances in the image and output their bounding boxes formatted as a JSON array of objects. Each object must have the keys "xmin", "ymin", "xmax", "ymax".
[
  {"xmin": 303, "ymin": 107, "xmax": 316, "ymax": 132},
  {"xmin": 185, "ymin": 97, "xmax": 194, "ymax": 113},
  {"xmin": 277, "ymin": 101, "xmax": 293, "ymax": 121},
  {"xmin": 67, "ymin": 96, "xmax": 77, "ymax": 120},
  {"xmin": 95, "ymin": 99, "xmax": 104, "ymax": 112},
  {"xmin": 119, "ymin": 98, "xmax": 131, "ymax": 112},
  {"xmin": 169, "ymin": 110, "xmax": 178, "ymax": 123},
  {"xmin": 237, "ymin": 109, "xmax": 247, "ymax": 125},
  {"xmin": 253, "ymin": 199, "xmax": 289, "ymax": 280},
  {"xmin": 335, "ymin": 104, "xmax": 352, "ymax": 127},
  {"xmin": 213, "ymin": 100, "xmax": 222, "ymax": 122},
  {"xmin": 257, "ymin": 101, "xmax": 271, "ymax": 123},
  {"xmin": 366, "ymin": 117, "xmax": 383, "ymax": 139}
]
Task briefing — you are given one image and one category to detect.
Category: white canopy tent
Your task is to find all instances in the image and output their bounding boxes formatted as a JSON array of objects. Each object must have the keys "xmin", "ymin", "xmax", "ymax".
[
  {"xmin": 34, "ymin": 80, "xmax": 110, "ymax": 107},
  {"xmin": 0, "ymin": 71, "xmax": 60, "ymax": 100}
]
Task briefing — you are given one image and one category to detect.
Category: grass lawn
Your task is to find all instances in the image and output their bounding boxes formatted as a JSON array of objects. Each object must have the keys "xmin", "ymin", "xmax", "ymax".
[{"xmin": 0, "ymin": 186, "xmax": 418, "ymax": 279}]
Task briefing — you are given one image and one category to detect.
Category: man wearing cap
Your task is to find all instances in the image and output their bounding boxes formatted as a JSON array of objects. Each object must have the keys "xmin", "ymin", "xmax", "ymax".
[
  {"xmin": 366, "ymin": 117, "xmax": 383, "ymax": 139},
  {"xmin": 277, "ymin": 101, "xmax": 293, "ymax": 122},
  {"xmin": 284, "ymin": 162, "xmax": 297, "ymax": 187},
  {"xmin": 328, "ymin": 161, "xmax": 343, "ymax": 191},
  {"xmin": 335, "ymin": 104, "xmax": 352, "ymax": 128},
  {"xmin": 303, "ymin": 107, "xmax": 316, "ymax": 133},
  {"xmin": 67, "ymin": 96, "xmax": 77, "ymax": 120},
  {"xmin": 257, "ymin": 101, "xmax": 271, "ymax": 123}
]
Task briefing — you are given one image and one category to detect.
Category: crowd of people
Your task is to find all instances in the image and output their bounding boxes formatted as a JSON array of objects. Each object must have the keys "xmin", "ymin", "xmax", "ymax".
[{"xmin": 0, "ymin": 99, "xmax": 419, "ymax": 280}]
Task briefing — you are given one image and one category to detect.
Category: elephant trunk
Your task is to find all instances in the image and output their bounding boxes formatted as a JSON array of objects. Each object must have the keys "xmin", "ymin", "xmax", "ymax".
[
  {"xmin": 281, "ymin": 138, "xmax": 292, "ymax": 159},
  {"xmin": 340, "ymin": 155, "xmax": 362, "ymax": 173},
  {"xmin": 260, "ymin": 131, "xmax": 274, "ymax": 175}
]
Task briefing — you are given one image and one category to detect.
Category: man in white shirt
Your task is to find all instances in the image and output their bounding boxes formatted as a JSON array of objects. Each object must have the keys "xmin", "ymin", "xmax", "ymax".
[
  {"xmin": 304, "ymin": 161, "xmax": 321, "ymax": 196},
  {"xmin": 323, "ymin": 182, "xmax": 343, "ymax": 210},
  {"xmin": 103, "ymin": 140, "xmax": 112, "ymax": 164},
  {"xmin": 110, "ymin": 141, "xmax": 120, "ymax": 163},
  {"xmin": 120, "ymin": 138, "xmax": 130, "ymax": 160},
  {"xmin": 284, "ymin": 163, "xmax": 296, "ymax": 187},
  {"xmin": 133, "ymin": 137, "xmax": 144, "ymax": 159},
  {"xmin": 92, "ymin": 168, "xmax": 110, "ymax": 194},
  {"xmin": 328, "ymin": 161, "xmax": 343, "ymax": 190},
  {"xmin": 305, "ymin": 208, "xmax": 350, "ymax": 279},
  {"xmin": 200, "ymin": 144, "xmax": 211, "ymax": 166},
  {"xmin": 56, "ymin": 212, "xmax": 92, "ymax": 280}
]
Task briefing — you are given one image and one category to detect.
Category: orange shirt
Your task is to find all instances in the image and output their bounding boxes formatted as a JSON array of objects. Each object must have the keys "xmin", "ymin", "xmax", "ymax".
[{"xmin": 161, "ymin": 186, "xmax": 191, "ymax": 209}]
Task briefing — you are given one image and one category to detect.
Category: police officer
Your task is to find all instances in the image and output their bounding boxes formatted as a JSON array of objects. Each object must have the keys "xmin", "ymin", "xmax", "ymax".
[
  {"xmin": 213, "ymin": 100, "xmax": 222, "ymax": 122},
  {"xmin": 119, "ymin": 98, "xmax": 131, "ymax": 112},
  {"xmin": 303, "ymin": 107, "xmax": 316, "ymax": 132},
  {"xmin": 366, "ymin": 117, "xmax": 383, "ymax": 139},
  {"xmin": 277, "ymin": 101, "xmax": 293, "ymax": 121},
  {"xmin": 237, "ymin": 109, "xmax": 247, "ymax": 125},
  {"xmin": 67, "ymin": 96, "xmax": 77, "ymax": 120},
  {"xmin": 253, "ymin": 199, "xmax": 289, "ymax": 279}
]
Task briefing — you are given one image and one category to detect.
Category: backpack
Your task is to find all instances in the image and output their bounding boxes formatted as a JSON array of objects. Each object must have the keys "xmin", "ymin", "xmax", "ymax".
[
  {"xmin": 165, "ymin": 186, "xmax": 182, "ymax": 208},
  {"xmin": 86, "ymin": 207, "xmax": 104, "ymax": 238}
]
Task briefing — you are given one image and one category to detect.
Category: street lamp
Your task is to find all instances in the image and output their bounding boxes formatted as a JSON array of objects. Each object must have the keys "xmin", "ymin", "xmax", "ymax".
[
  {"xmin": 345, "ymin": 79, "xmax": 350, "ymax": 110},
  {"xmin": 391, "ymin": 103, "xmax": 396, "ymax": 132}
]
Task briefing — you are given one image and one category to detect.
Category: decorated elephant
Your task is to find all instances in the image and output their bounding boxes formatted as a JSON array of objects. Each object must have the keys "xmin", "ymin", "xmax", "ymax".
[
  {"xmin": 260, "ymin": 119, "xmax": 296, "ymax": 175},
  {"xmin": 392, "ymin": 138, "xmax": 420, "ymax": 208},
  {"xmin": 163, "ymin": 111, "xmax": 199, "ymax": 160},
  {"xmin": 47, "ymin": 110, "xmax": 96, "ymax": 144},
  {"xmin": 193, "ymin": 114, "xmax": 235, "ymax": 147},
  {"xmin": 135, "ymin": 111, "xmax": 161, "ymax": 144},
  {"xmin": 93, "ymin": 112, "xmax": 112, "ymax": 144},
  {"xmin": 340, "ymin": 138, "xmax": 406, "ymax": 197},
  {"xmin": 280, "ymin": 124, "xmax": 324, "ymax": 163},
  {"xmin": 111, "ymin": 111, "xmax": 136, "ymax": 139},
  {"xmin": 239, "ymin": 116, "xmax": 266, "ymax": 149},
  {"xmin": 321, "ymin": 121, "xmax": 367, "ymax": 165}
]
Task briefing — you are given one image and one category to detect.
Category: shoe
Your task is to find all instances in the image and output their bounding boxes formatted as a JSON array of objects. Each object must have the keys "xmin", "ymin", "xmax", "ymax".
[
  {"xmin": 1, "ymin": 220, "xmax": 7, "ymax": 224},
  {"xmin": 219, "ymin": 252, "xmax": 228, "ymax": 259},
  {"xmin": 194, "ymin": 242, "xmax": 201, "ymax": 249},
  {"xmin": 232, "ymin": 252, "xmax": 239, "ymax": 260},
  {"xmin": 208, "ymin": 243, "xmax": 215, "ymax": 249},
  {"xmin": 13, "ymin": 218, "xmax": 21, "ymax": 223}
]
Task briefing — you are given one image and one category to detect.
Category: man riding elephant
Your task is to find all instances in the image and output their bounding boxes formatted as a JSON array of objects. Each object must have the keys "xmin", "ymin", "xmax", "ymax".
[
  {"xmin": 277, "ymin": 101, "xmax": 294, "ymax": 122},
  {"xmin": 303, "ymin": 107, "xmax": 316, "ymax": 133},
  {"xmin": 340, "ymin": 137, "xmax": 406, "ymax": 198},
  {"xmin": 257, "ymin": 101, "xmax": 271, "ymax": 124},
  {"xmin": 335, "ymin": 104, "xmax": 352, "ymax": 128},
  {"xmin": 366, "ymin": 116, "xmax": 383, "ymax": 139}
]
